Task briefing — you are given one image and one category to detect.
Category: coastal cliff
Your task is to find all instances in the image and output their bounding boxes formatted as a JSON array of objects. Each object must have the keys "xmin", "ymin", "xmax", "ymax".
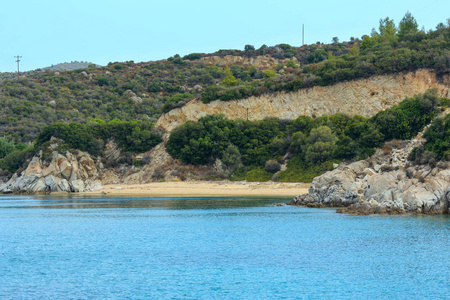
[{"xmin": 157, "ymin": 69, "xmax": 450, "ymax": 133}]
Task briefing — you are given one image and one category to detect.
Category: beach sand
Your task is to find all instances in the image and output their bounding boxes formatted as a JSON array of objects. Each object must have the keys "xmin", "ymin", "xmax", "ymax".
[{"xmin": 83, "ymin": 181, "xmax": 310, "ymax": 197}]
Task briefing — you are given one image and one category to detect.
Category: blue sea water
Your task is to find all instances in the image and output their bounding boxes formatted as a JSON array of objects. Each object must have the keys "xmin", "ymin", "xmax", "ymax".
[{"xmin": 0, "ymin": 195, "xmax": 449, "ymax": 299}]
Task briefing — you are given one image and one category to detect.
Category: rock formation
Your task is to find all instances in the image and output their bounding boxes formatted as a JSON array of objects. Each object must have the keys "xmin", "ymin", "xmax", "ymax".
[
  {"xmin": 290, "ymin": 136, "xmax": 450, "ymax": 215},
  {"xmin": 0, "ymin": 137, "xmax": 183, "ymax": 194},
  {"xmin": 156, "ymin": 69, "xmax": 450, "ymax": 133},
  {"xmin": 0, "ymin": 143, "xmax": 103, "ymax": 194}
]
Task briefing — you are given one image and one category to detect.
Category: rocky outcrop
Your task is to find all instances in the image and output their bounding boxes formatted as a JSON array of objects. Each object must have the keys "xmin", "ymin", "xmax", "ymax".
[
  {"xmin": 290, "ymin": 138, "xmax": 450, "ymax": 215},
  {"xmin": 199, "ymin": 55, "xmax": 298, "ymax": 69},
  {"xmin": 156, "ymin": 69, "xmax": 450, "ymax": 133},
  {"xmin": 124, "ymin": 90, "xmax": 143, "ymax": 104},
  {"xmin": 0, "ymin": 148, "xmax": 103, "ymax": 194},
  {"xmin": 0, "ymin": 136, "xmax": 186, "ymax": 194}
]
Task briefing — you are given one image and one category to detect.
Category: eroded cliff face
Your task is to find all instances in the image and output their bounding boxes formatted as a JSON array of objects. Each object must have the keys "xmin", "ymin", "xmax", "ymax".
[{"xmin": 156, "ymin": 69, "xmax": 450, "ymax": 133}]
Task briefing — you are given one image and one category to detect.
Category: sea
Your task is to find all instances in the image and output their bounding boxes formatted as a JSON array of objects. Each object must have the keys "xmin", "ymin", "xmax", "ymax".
[{"xmin": 0, "ymin": 195, "xmax": 449, "ymax": 299}]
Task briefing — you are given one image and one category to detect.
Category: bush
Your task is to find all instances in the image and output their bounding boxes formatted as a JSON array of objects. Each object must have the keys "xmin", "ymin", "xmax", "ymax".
[
  {"xmin": 201, "ymin": 85, "xmax": 222, "ymax": 103},
  {"xmin": 0, "ymin": 136, "xmax": 17, "ymax": 159},
  {"xmin": 264, "ymin": 70, "xmax": 277, "ymax": 79},
  {"xmin": 304, "ymin": 126, "xmax": 338, "ymax": 165},
  {"xmin": 35, "ymin": 120, "xmax": 162, "ymax": 156},
  {"xmin": 183, "ymin": 53, "xmax": 204, "ymax": 60},
  {"xmin": 221, "ymin": 144, "xmax": 242, "ymax": 172},
  {"xmin": 244, "ymin": 45, "xmax": 255, "ymax": 51},
  {"xmin": 409, "ymin": 146, "xmax": 436, "ymax": 166},
  {"xmin": 265, "ymin": 159, "xmax": 281, "ymax": 173},
  {"xmin": 286, "ymin": 60, "xmax": 298, "ymax": 68},
  {"xmin": 245, "ymin": 167, "xmax": 273, "ymax": 182},
  {"xmin": 276, "ymin": 155, "xmax": 335, "ymax": 182},
  {"xmin": 0, "ymin": 149, "xmax": 33, "ymax": 173}
]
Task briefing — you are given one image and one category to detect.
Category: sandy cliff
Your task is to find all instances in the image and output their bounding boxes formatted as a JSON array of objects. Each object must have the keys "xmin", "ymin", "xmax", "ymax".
[{"xmin": 156, "ymin": 69, "xmax": 450, "ymax": 133}]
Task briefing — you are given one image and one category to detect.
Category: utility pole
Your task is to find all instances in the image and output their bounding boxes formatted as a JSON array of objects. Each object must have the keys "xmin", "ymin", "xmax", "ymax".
[
  {"xmin": 302, "ymin": 24, "xmax": 305, "ymax": 46},
  {"xmin": 15, "ymin": 55, "xmax": 22, "ymax": 82}
]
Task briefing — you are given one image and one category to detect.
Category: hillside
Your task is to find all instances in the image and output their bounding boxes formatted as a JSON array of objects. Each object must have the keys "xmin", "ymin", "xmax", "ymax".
[
  {"xmin": 42, "ymin": 61, "xmax": 96, "ymax": 71},
  {"xmin": 0, "ymin": 14, "xmax": 448, "ymax": 143}
]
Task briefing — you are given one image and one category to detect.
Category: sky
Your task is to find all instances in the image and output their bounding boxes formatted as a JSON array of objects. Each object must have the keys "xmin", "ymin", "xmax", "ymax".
[{"xmin": 1, "ymin": 0, "xmax": 449, "ymax": 72}]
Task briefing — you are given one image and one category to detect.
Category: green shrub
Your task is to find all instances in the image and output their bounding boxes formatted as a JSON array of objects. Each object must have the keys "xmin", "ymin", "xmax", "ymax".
[
  {"xmin": 183, "ymin": 53, "xmax": 204, "ymax": 60},
  {"xmin": 265, "ymin": 159, "xmax": 281, "ymax": 173},
  {"xmin": 0, "ymin": 136, "xmax": 17, "ymax": 159},
  {"xmin": 35, "ymin": 120, "xmax": 162, "ymax": 155},
  {"xmin": 276, "ymin": 155, "xmax": 335, "ymax": 182},
  {"xmin": 264, "ymin": 70, "xmax": 277, "ymax": 79},
  {"xmin": 0, "ymin": 149, "xmax": 33, "ymax": 173},
  {"xmin": 245, "ymin": 167, "xmax": 272, "ymax": 182}
]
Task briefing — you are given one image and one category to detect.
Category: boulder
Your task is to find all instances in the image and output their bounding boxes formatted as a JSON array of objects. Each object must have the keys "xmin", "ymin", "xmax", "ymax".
[{"xmin": 193, "ymin": 85, "xmax": 203, "ymax": 92}]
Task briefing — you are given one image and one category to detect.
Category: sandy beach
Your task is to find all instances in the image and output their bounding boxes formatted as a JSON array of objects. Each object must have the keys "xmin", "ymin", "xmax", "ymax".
[{"xmin": 83, "ymin": 181, "xmax": 310, "ymax": 197}]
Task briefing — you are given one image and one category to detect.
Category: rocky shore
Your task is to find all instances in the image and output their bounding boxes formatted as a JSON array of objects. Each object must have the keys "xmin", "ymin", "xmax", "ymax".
[
  {"xmin": 0, "ymin": 147, "xmax": 103, "ymax": 194},
  {"xmin": 289, "ymin": 138, "xmax": 450, "ymax": 215}
]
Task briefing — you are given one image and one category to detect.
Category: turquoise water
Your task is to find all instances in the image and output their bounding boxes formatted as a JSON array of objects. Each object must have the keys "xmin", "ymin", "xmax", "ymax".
[{"xmin": 0, "ymin": 195, "xmax": 449, "ymax": 299}]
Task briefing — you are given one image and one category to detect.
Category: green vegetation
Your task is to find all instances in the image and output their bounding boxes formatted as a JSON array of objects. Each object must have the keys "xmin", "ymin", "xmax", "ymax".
[
  {"xmin": 167, "ymin": 90, "xmax": 441, "ymax": 182},
  {"xmin": 0, "ymin": 136, "xmax": 30, "ymax": 173},
  {"xmin": 35, "ymin": 119, "xmax": 162, "ymax": 156},
  {"xmin": 0, "ymin": 13, "xmax": 446, "ymax": 145},
  {"xmin": 0, "ymin": 119, "xmax": 162, "ymax": 174},
  {"xmin": 0, "ymin": 148, "xmax": 33, "ymax": 174},
  {"xmin": 0, "ymin": 136, "xmax": 18, "ymax": 159},
  {"xmin": 199, "ymin": 14, "xmax": 450, "ymax": 104},
  {"xmin": 421, "ymin": 112, "xmax": 450, "ymax": 161}
]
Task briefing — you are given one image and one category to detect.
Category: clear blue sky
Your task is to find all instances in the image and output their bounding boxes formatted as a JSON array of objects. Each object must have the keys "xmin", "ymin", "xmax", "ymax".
[{"xmin": 1, "ymin": 0, "xmax": 449, "ymax": 72}]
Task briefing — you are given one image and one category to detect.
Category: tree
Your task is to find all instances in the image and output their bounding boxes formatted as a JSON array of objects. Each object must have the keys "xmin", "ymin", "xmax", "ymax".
[
  {"xmin": 0, "ymin": 136, "xmax": 16, "ymax": 159},
  {"xmin": 307, "ymin": 48, "xmax": 327, "ymax": 63},
  {"xmin": 434, "ymin": 50, "xmax": 450, "ymax": 74},
  {"xmin": 349, "ymin": 44, "xmax": 359, "ymax": 56},
  {"xmin": 221, "ymin": 66, "xmax": 238, "ymax": 87},
  {"xmin": 221, "ymin": 144, "xmax": 242, "ymax": 172},
  {"xmin": 265, "ymin": 159, "xmax": 281, "ymax": 173},
  {"xmin": 372, "ymin": 17, "xmax": 397, "ymax": 42},
  {"xmin": 360, "ymin": 35, "xmax": 376, "ymax": 51},
  {"xmin": 244, "ymin": 44, "xmax": 255, "ymax": 51},
  {"xmin": 303, "ymin": 126, "xmax": 338, "ymax": 165},
  {"xmin": 398, "ymin": 11, "xmax": 418, "ymax": 41},
  {"xmin": 332, "ymin": 37, "xmax": 339, "ymax": 44},
  {"xmin": 291, "ymin": 131, "xmax": 306, "ymax": 153}
]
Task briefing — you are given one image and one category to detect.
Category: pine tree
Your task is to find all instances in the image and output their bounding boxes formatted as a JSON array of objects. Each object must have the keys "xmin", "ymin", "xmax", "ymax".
[
  {"xmin": 221, "ymin": 66, "xmax": 238, "ymax": 87},
  {"xmin": 398, "ymin": 11, "xmax": 418, "ymax": 41}
]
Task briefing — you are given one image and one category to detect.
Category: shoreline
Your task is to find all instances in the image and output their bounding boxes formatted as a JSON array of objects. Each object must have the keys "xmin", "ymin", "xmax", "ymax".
[{"xmin": 81, "ymin": 181, "xmax": 310, "ymax": 197}]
